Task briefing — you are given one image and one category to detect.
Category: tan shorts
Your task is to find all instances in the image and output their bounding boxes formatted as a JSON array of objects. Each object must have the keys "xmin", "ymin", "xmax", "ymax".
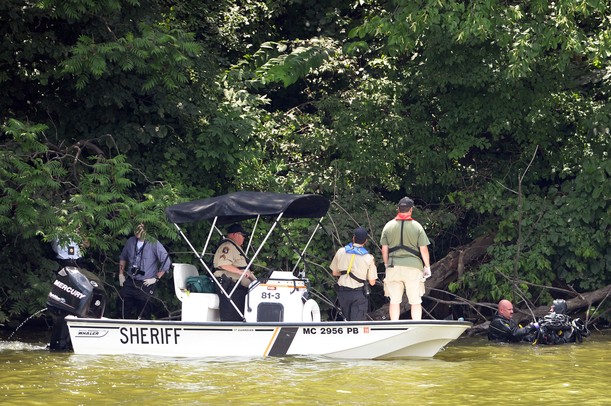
[{"xmin": 384, "ymin": 265, "xmax": 425, "ymax": 305}]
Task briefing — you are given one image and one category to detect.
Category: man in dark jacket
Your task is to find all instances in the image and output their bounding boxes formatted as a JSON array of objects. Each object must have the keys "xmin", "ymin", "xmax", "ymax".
[{"xmin": 488, "ymin": 299, "xmax": 538, "ymax": 342}]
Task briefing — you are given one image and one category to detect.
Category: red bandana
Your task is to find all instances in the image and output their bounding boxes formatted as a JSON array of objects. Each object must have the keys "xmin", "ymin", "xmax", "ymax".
[{"xmin": 395, "ymin": 213, "xmax": 413, "ymax": 221}]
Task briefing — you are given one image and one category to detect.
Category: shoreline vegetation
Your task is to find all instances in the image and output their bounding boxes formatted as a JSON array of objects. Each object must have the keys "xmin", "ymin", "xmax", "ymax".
[{"xmin": 1, "ymin": 1, "xmax": 608, "ymax": 328}]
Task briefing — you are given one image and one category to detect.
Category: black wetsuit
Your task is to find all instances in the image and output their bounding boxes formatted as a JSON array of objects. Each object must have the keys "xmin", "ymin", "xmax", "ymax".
[{"xmin": 488, "ymin": 314, "xmax": 536, "ymax": 342}]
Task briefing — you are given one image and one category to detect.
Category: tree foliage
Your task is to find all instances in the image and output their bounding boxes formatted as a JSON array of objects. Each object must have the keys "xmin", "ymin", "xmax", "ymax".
[
  {"xmin": 236, "ymin": 0, "xmax": 610, "ymax": 306},
  {"xmin": 0, "ymin": 0, "xmax": 609, "ymax": 325},
  {"xmin": 0, "ymin": 119, "xmax": 180, "ymax": 323}
]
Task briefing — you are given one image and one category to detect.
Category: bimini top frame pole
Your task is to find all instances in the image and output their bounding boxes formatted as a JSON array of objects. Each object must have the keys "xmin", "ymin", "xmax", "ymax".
[
  {"xmin": 200, "ymin": 216, "xmax": 220, "ymax": 258},
  {"xmin": 229, "ymin": 212, "xmax": 284, "ymax": 298},
  {"xmin": 174, "ymin": 212, "xmax": 286, "ymax": 321},
  {"xmin": 174, "ymin": 219, "xmax": 248, "ymax": 320},
  {"xmin": 166, "ymin": 192, "xmax": 331, "ymax": 320},
  {"xmin": 173, "ymin": 222, "xmax": 215, "ymax": 278},
  {"xmin": 291, "ymin": 216, "xmax": 326, "ymax": 277}
]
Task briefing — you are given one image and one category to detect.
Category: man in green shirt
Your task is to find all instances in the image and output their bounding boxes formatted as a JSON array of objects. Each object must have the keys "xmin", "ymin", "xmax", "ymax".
[{"xmin": 380, "ymin": 197, "xmax": 431, "ymax": 320}]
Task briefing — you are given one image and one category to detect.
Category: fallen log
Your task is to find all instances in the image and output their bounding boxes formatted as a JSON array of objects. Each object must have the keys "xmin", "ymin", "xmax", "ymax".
[
  {"xmin": 426, "ymin": 233, "xmax": 496, "ymax": 292},
  {"xmin": 519, "ymin": 284, "xmax": 611, "ymax": 319}
]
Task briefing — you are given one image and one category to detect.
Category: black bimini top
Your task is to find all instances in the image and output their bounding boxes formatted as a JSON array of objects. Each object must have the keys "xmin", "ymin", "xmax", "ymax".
[{"xmin": 165, "ymin": 191, "xmax": 330, "ymax": 225}]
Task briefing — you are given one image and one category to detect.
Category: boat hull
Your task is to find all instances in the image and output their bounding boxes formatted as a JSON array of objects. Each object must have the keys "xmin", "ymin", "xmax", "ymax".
[{"xmin": 65, "ymin": 316, "xmax": 471, "ymax": 359}]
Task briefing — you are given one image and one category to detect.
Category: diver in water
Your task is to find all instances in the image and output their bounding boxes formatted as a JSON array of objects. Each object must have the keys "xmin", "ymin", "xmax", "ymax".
[
  {"xmin": 488, "ymin": 299, "xmax": 539, "ymax": 342},
  {"xmin": 534, "ymin": 299, "xmax": 590, "ymax": 345}
]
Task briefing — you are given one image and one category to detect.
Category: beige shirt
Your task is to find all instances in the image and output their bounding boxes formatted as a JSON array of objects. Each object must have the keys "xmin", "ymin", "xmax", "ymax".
[
  {"xmin": 213, "ymin": 240, "xmax": 248, "ymax": 269},
  {"xmin": 330, "ymin": 246, "xmax": 377, "ymax": 289},
  {"xmin": 213, "ymin": 239, "xmax": 250, "ymax": 287}
]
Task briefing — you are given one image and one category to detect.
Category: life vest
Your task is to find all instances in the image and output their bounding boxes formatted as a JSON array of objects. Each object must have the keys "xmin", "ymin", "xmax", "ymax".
[
  {"xmin": 387, "ymin": 220, "xmax": 423, "ymax": 264},
  {"xmin": 344, "ymin": 243, "xmax": 368, "ymax": 256},
  {"xmin": 339, "ymin": 243, "xmax": 368, "ymax": 284}
]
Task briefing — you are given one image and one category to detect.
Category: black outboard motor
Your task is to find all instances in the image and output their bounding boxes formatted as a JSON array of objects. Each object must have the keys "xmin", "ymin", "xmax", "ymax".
[{"xmin": 47, "ymin": 266, "xmax": 106, "ymax": 351}]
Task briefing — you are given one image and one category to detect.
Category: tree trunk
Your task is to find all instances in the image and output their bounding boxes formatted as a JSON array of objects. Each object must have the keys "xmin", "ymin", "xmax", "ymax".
[{"xmin": 425, "ymin": 234, "xmax": 496, "ymax": 292}]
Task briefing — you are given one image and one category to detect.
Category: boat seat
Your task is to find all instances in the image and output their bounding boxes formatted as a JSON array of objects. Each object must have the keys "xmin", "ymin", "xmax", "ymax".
[
  {"xmin": 173, "ymin": 263, "xmax": 220, "ymax": 322},
  {"xmin": 173, "ymin": 263, "xmax": 199, "ymax": 302}
]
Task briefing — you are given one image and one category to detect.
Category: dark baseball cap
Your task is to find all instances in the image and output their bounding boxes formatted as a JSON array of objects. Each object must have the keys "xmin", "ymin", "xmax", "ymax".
[
  {"xmin": 227, "ymin": 223, "xmax": 248, "ymax": 236},
  {"xmin": 353, "ymin": 227, "xmax": 368, "ymax": 244},
  {"xmin": 398, "ymin": 197, "xmax": 414, "ymax": 208}
]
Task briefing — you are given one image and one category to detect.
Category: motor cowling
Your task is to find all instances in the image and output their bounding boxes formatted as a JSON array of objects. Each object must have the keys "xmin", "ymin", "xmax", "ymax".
[
  {"xmin": 47, "ymin": 267, "xmax": 106, "ymax": 351},
  {"xmin": 47, "ymin": 266, "xmax": 106, "ymax": 318}
]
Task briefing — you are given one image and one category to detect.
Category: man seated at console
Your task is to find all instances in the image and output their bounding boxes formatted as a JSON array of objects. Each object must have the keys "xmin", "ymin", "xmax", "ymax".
[{"xmin": 213, "ymin": 223, "xmax": 256, "ymax": 321}]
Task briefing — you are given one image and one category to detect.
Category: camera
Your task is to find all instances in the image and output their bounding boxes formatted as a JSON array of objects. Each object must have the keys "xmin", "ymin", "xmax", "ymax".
[{"xmin": 131, "ymin": 267, "xmax": 145, "ymax": 276}]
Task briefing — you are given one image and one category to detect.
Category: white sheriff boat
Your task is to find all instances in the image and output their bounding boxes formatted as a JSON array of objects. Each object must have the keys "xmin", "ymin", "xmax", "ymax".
[{"xmin": 47, "ymin": 192, "xmax": 471, "ymax": 359}]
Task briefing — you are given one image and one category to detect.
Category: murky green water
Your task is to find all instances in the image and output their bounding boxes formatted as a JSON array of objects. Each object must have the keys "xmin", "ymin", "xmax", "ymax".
[{"xmin": 1, "ymin": 331, "xmax": 609, "ymax": 405}]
